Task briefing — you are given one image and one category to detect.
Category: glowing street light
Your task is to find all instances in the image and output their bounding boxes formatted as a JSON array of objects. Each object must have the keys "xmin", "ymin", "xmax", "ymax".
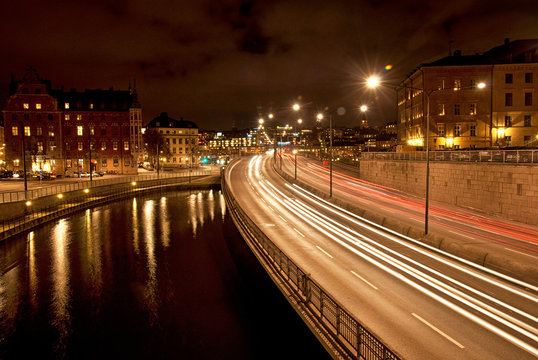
[
  {"xmin": 292, "ymin": 103, "xmax": 300, "ymax": 111},
  {"xmin": 360, "ymin": 104, "xmax": 368, "ymax": 112},
  {"xmin": 366, "ymin": 75, "xmax": 486, "ymax": 235}
]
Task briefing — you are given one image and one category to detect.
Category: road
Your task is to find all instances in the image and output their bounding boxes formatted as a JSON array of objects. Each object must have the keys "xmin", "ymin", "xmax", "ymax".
[
  {"xmin": 226, "ymin": 154, "xmax": 538, "ymax": 360},
  {"xmin": 280, "ymin": 154, "xmax": 538, "ymax": 259}
]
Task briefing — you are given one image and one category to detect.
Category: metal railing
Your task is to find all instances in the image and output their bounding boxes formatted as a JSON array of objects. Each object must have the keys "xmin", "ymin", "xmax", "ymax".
[
  {"xmin": 0, "ymin": 174, "xmax": 210, "ymax": 240},
  {"xmin": 358, "ymin": 149, "xmax": 538, "ymax": 164},
  {"xmin": 221, "ymin": 169, "xmax": 400, "ymax": 360},
  {"xmin": 0, "ymin": 170, "xmax": 210, "ymax": 204}
]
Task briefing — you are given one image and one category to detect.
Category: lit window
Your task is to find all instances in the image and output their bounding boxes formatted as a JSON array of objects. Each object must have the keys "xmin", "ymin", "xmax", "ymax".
[
  {"xmin": 12, "ymin": 126, "xmax": 18, "ymax": 136},
  {"xmin": 124, "ymin": 141, "xmax": 129, "ymax": 150},
  {"xmin": 453, "ymin": 79, "xmax": 461, "ymax": 90},
  {"xmin": 77, "ymin": 114, "xmax": 82, "ymax": 121},
  {"xmin": 437, "ymin": 124, "xmax": 445, "ymax": 137},
  {"xmin": 23, "ymin": 103, "xmax": 29, "ymax": 109},
  {"xmin": 101, "ymin": 142, "xmax": 107, "ymax": 150},
  {"xmin": 37, "ymin": 127, "xmax": 42, "ymax": 136},
  {"xmin": 454, "ymin": 125, "xmax": 461, "ymax": 137},
  {"xmin": 24, "ymin": 126, "xmax": 31, "ymax": 136},
  {"xmin": 78, "ymin": 142, "xmax": 83, "ymax": 151},
  {"xmin": 90, "ymin": 103, "xmax": 94, "ymax": 109},
  {"xmin": 37, "ymin": 141, "xmax": 43, "ymax": 152},
  {"xmin": 65, "ymin": 103, "xmax": 70, "ymax": 109},
  {"xmin": 90, "ymin": 125, "xmax": 95, "ymax": 135},
  {"xmin": 438, "ymin": 104, "xmax": 445, "ymax": 116},
  {"xmin": 65, "ymin": 114, "xmax": 70, "ymax": 121},
  {"xmin": 49, "ymin": 126, "xmax": 55, "ymax": 137},
  {"xmin": 113, "ymin": 141, "xmax": 118, "ymax": 150},
  {"xmin": 77, "ymin": 126, "xmax": 83, "ymax": 136},
  {"xmin": 36, "ymin": 103, "xmax": 41, "ymax": 109},
  {"xmin": 14, "ymin": 159, "xmax": 20, "ymax": 166},
  {"xmin": 470, "ymin": 103, "xmax": 476, "ymax": 115}
]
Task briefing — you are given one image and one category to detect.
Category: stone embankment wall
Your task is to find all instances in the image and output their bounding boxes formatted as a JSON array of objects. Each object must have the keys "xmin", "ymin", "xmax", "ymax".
[{"xmin": 358, "ymin": 160, "xmax": 538, "ymax": 226}]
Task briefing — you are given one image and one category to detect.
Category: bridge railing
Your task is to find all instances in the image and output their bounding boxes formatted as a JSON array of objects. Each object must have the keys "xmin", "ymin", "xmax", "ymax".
[
  {"xmin": 0, "ymin": 170, "xmax": 210, "ymax": 204},
  {"xmin": 221, "ymin": 167, "xmax": 400, "ymax": 360},
  {"xmin": 358, "ymin": 149, "xmax": 538, "ymax": 164}
]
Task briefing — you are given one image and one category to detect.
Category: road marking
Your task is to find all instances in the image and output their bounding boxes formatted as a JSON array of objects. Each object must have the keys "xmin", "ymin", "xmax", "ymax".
[
  {"xmin": 448, "ymin": 230, "xmax": 475, "ymax": 240},
  {"xmin": 504, "ymin": 247, "xmax": 538, "ymax": 259},
  {"xmin": 350, "ymin": 270, "xmax": 378, "ymax": 290},
  {"xmin": 279, "ymin": 215, "xmax": 287, "ymax": 223},
  {"xmin": 412, "ymin": 313, "xmax": 465, "ymax": 349},
  {"xmin": 268, "ymin": 206, "xmax": 274, "ymax": 211},
  {"xmin": 261, "ymin": 198, "xmax": 266, "ymax": 203},
  {"xmin": 294, "ymin": 228, "xmax": 305, "ymax": 237},
  {"xmin": 316, "ymin": 245, "xmax": 333, "ymax": 259}
]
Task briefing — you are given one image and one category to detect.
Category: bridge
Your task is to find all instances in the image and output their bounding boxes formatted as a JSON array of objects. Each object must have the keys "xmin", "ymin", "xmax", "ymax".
[{"xmin": 223, "ymin": 153, "xmax": 538, "ymax": 360}]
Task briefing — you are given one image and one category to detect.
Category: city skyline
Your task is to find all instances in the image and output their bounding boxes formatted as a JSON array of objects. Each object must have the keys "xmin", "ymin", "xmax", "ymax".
[{"xmin": 2, "ymin": 0, "xmax": 538, "ymax": 130}]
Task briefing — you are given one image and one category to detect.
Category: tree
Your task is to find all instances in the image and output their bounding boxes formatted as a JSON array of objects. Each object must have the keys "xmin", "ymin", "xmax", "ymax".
[{"xmin": 143, "ymin": 128, "xmax": 170, "ymax": 167}]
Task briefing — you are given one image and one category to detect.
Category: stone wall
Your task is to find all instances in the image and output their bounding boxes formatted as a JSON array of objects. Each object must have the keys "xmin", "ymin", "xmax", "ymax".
[{"xmin": 358, "ymin": 160, "xmax": 538, "ymax": 225}]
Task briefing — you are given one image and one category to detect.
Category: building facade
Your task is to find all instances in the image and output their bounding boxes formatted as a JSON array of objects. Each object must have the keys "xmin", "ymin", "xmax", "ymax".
[
  {"xmin": 398, "ymin": 39, "xmax": 538, "ymax": 150},
  {"xmin": 2, "ymin": 68, "xmax": 142, "ymax": 175},
  {"xmin": 146, "ymin": 112, "xmax": 199, "ymax": 168}
]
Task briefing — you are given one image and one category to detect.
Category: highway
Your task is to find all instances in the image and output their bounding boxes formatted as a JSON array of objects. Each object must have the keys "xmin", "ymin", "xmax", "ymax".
[
  {"xmin": 279, "ymin": 154, "xmax": 538, "ymax": 259},
  {"xmin": 226, "ymin": 154, "xmax": 538, "ymax": 360}
]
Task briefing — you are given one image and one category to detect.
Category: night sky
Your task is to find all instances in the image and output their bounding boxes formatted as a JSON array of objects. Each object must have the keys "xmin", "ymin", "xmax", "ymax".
[{"xmin": 2, "ymin": 0, "xmax": 537, "ymax": 130}]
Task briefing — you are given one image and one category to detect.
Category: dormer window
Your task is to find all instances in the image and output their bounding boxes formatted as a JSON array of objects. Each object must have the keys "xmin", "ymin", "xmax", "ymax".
[
  {"xmin": 65, "ymin": 103, "xmax": 70, "ymax": 109},
  {"xmin": 169, "ymin": 122, "xmax": 173, "ymax": 127},
  {"xmin": 23, "ymin": 103, "xmax": 29, "ymax": 109},
  {"xmin": 36, "ymin": 103, "xmax": 41, "ymax": 110}
]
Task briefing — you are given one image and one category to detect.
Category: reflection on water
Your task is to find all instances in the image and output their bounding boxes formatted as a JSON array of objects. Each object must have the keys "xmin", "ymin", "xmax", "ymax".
[{"xmin": 0, "ymin": 190, "xmax": 329, "ymax": 360}]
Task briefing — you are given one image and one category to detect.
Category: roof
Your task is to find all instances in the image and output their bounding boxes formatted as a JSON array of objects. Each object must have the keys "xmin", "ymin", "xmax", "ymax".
[
  {"xmin": 147, "ymin": 112, "xmax": 198, "ymax": 129},
  {"xmin": 51, "ymin": 88, "xmax": 134, "ymax": 111}
]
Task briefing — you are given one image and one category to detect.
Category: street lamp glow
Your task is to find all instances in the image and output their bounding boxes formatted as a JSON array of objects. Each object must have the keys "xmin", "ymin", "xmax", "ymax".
[
  {"xmin": 297, "ymin": 119, "xmax": 303, "ymax": 124},
  {"xmin": 25, "ymin": 201, "xmax": 32, "ymax": 206},
  {"xmin": 259, "ymin": 118, "xmax": 264, "ymax": 124},
  {"xmin": 268, "ymin": 113, "xmax": 274, "ymax": 119},
  {"xmin": 477, "ymin": 82, "xmax": 486, "ymax": 89},
  {"xmin": 366, "ymin": 76, "xmax": 380, "ymax": 88},
  {"xmin": 131, "ymin": 181, "xmax": 137, "ymax": 186},
  {"xmin": 292, "ymin": 103, "xmax": 300, "ymax": 111},
  {"xmin": 57, "ymin": 194, "xmax": 63, "ymax": 199},
  {"xmin": 84, "ymin": 189, "xmax": 90, "ymax": 193},
  {"xmin": 316, "ymin": 113, "xmax": 323, "ymax": 121},
  {"xmin": 360, "ymin": 104, "xmax": 368, "ymax": 112}
]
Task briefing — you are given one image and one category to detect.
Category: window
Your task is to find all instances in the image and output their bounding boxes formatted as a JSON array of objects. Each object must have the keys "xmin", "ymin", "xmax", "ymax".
[
  {"xmin": 90, "ymin": 125, "xmax": 95, "ymax": 136},
  {"xmin": 23, "ymin": 103, "xmax": 29, "ymax": 109},
  {"xmin": 113, "ymin": 141, "xmax": 118, "ymax": 150},
  {"xmin": 173, "ymin": 138, "xmax": 177, "ymax": 144},
  {"xmin": 524, "ymin": 115, "xmax": 532, "ymax": 127},
  {"xmin": 49, "ymin": 126, "xmax": 55, "ymax": 137},
  {"xmin": 65, "ymin": 142, "xmax": 71, "ymax": 151},
  {"xmin": 505, "ymin": 93, "xmax": 513, "ymax": 106},
  {"xmin": 454, "ymin": 125, "xmax": 461, "ymax": 137},
  {"xmin": 524, "ymin": 136, "xmax": 531, "ymax": 146},
  {"xmin": 470, "ymin": 125, "xmax": 476, "ymax": 137},
  {"xmin": 49, "ymin": 141, "xmax": 56, "ymax": 151},
  {"xmin": 438, "ymin": 104, "xmax": 445, "ymax": 116},
  {"xmin": 12, "ymin": 126, "xmax": 18, "ymax": 136},
  {"xmin": 454, "ymin": 104, "xmax": 461, "ymax": 115},
  {"xmin": 48, "ymin": 114, "xmax": 53, "ymax": 120},
  {"xmin": 37, "ymin": 141, "xmax": 43, "ymax": 152},
  {"xmin": 78, "ymin": 142, "xmax": 84, "ymax": 151},
  {"xmin": 65, "ymin": 103, "xmax": 70, "ymax": 109},
  {"xmin": 470, "ymin": 79, "xmax": 476, "ymax": 89},
  {"xmin": 102, "ymin": 158, "xmax": 107, "ymax": 167},
  {"xmin": 505, "ymin": 115, "xmax": 512, "ymax": 127},
  {"xmin": 24, "ymin": 114, "xmax": 29, "ymax": 120},
  {"xmin": 454, "ymin": 145, "xmax": 460, "ymax": 150},
  {"xmin": 505, "ymin": 73, "xmax": 513, "ymax": 83},
  {"xmin": 90, "ymin": 103, "xmax": 94, "ymax": 109},
  {"xmin": 37, "ymin": 127, "xmax": 42, "ymax": 136},
  {"xmin": 24, "ymin": 126, "xmax": 31, "ymax": 136},
  {"xmin": 77, "ymin": 126, "xmax": 83, "ymax": 136},
  {"xmin": 66, "ymin": 159, "xmax": 72, "ymax": 168},
  {"xmin": 113, "ymin": 157, "xmax": 119, "ymax": 167},
  {"xmin": 12, "ymin": 114, "xmax": 17, "ymax": 120},
  {"xmin": 504, "ymin": 136, "xmax": 512, "ymax": 146},
  {"xmin": 101, "ymin": 126, "xmax": 106, "ymax": 136},
  {"xmin": 65, "ymin": 114, "xmax": 70, "ymax": 121},
  {"xmin": 438, "ymin": 124, "xmax": 445, "ymax": 137},
  {"xmin": 470, "ymin": 103, "xmax": 476, "ymax": 115},
  {"xmin": 453, "ymin": 79, "xmax": 461, "ymax": 90},
  {"xmin": 77, "ymin": 114, "xmax": 82, "ymax": 121},
  {"xmin": 36, "ymin": 103, "xmax": 42, "ymax": 110},
  {"xmin": 525, "ymin": 73, "xmax": 533, "ymax": 83},
  {"xmin": 65, "ymin": 127, "xmax": 71, "ymax": 136},
  {"xmin": 90, "ymin": 142, "xmax": 95, "ymax": 150},
  {"xmin": 124, "ymin": 141, "xmax": 129, "ymax": 151},
  {"xmin": 36, "ymin": 114, "xmax": 42, "ymax": 121},
  {"xmin": 13, "ymin": 159, "xmax": 20, "ymax": 166},
  {"xmin": 178, "ymin": 138, "xmax": 183, "ymax": 144},
  {"xmin": 124, "ymin": 158, "xmax": 130, "ymax": 166},
  {"xmin": 525, "ymin": 93, "xmax": 532, "ymax": 106}
]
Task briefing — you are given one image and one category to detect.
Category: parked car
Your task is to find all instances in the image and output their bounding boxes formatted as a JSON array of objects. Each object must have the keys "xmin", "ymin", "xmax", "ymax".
[{"xmin": 0, "ymin": 170, "xmax": 13, "ymax": 178}]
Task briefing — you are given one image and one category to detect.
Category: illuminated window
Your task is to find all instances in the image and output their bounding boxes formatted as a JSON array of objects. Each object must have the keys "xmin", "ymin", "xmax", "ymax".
[
  {"xmin": 78, "ymin": 142, "xmax": 83, "ymax": 151},
  {"xmin": 37, "ymin": 127, "xmax": 42, "ymax": 136},
  {"xmin": 90, "ymin": 103, "xmax": 94, "ymax": 109},
  {"xmin": 453, "ymin": 79, "xmax": 461, "ymax": 90},
  {"xmin": 65, "ymin": 114, "xmax": 70, "ymax": 121},
  {"xmin": 65, "ymin": 103, "xmax": 70, "ymax": 109},
  {"xmin": 101, "ymin": 142, "xmax": 107, "ymax": 150},
  {"xmin": 470, "ymin": 103, "xmax": 476, "ymax": 115},
  {"xmin": 24, "ymin": 126, "xmax": 31, "ymax": 136},
  {"xmin": 113, "ymin": 141, "xmax": 118, "ymax": 150},
  {"xmin": 36, "ymin": 103, "xmax": 41, "ymax": 109},
  {"xmin": 454, "ymin": 125, "xmax": 461, "ymax": 137},
  {"xmin": 23, "ymin": 103, "xmax": 29, "ymax": 109},
  {"xmin": 438, "ymin": 104, "xmax": 445, "ymax": 116},
  {"xmin": 77, "ymin": 126, "xmax": 83, "ymax": 136},
  {"xmin": 124, "ymin": 141, "xmax": 129, "ymax": 151},
  {"xmin": 77, "ymin": 114, "xmax": 82, "ymax": 121},
  {"xmin": 90, "ymin": 125, "xmax": 95, "ymax": 135},
  {"xmin": 102, "ymin": 157, "xmax": 107, "ymax": 167},
  {"xmin": 37, "ymin": 141, "xmax": 43, "ymax": 152},
  {"xmin": 13, "ymin": 159, "xmax": 20, "ymax": 166},
  {"xmin": 504, "ymin": 116, "xmax": 512, "ymax": 127},
  {"xmin": 49, "ymin": 126, "xmax": 55, "ymax": 137},
  {"xmin": 437, "ymin": 124, "xmax": 445, "ymax": 137}
]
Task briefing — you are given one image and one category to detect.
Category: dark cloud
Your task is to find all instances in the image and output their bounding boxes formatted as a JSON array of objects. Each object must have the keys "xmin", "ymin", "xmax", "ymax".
[{"xmin": 1, "ymin": 0, "xmax": 538, "ymax": 129}]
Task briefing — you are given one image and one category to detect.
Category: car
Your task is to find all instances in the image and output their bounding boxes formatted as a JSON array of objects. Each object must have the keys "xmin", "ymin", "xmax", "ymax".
[{"xmin": 0, "ymin": 170, "xmax": 13, "ymax": 178}]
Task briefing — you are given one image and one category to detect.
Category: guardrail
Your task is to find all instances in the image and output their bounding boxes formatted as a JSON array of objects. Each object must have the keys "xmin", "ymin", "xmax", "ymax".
[
  {"xmin": 0, "ymin": 170, "xmax": 210, "ymax": 204},
  {"xmin": 358, "ymin": 149, "xmax": 538, "ymax": 164},
  {"xmin": 221, "ymin": 167, "xmax": 400, "ymax": 360}
]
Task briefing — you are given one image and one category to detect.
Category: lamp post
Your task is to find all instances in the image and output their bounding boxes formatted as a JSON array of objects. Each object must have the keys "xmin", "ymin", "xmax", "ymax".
[
  {"xmin": 21, "ymin": 124, "xmax": 28, "ymax": 200},
  {"xmin": 316, "ymin": 109, "xmax": 345, "ymax": 198},
  {"xmin": 367, "ymin": 76, "xmax": 486, "ymax": 235},
  {"xmin": 88, "ymin": 125, "xmax": 93, "ymax": 185}
]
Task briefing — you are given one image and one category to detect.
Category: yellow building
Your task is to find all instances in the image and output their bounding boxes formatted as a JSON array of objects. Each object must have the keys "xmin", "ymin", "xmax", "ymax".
[{"xmin": 399, "ymin": 39, "xmax": 538, "ymax": 149}]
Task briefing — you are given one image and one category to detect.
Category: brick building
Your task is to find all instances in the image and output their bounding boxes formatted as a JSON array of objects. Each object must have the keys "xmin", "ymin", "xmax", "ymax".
[
  {"xmin": 2, "ymin": 67, "xmax": 142, "ymax": 175},
  {"xmin": 399, "ymin": 39, "xmax": 538, "ymax": 150}
]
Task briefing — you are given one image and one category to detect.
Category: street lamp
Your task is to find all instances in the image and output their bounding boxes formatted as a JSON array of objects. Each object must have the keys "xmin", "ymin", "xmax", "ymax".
[
  {"xmin": 366, "ymin": 75, "xmax": 486, "ymax": 235},
  {"xmin": 316, "ymin": 107, "xmax": 345, "ymax": 198}
]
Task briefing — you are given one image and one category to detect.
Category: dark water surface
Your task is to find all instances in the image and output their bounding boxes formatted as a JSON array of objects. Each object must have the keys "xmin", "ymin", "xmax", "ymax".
[{"xmin": 0, "ymin": 190, "xmax": 329, "ymax": 359}]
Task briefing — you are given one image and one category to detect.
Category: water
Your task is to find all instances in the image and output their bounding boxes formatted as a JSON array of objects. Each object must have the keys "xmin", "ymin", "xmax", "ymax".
[{"xmin": 0, "ymin": 190, "xmax": 330, "ymax": 359}]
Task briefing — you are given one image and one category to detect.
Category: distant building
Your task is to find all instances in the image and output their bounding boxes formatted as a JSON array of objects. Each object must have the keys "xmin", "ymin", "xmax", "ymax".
[
  {"xmin": 2, "ymin": 67, "xmax": 142, "ymax": 174},
  {"xmin": 145, "ymin": 112, "xmax": 199, "ymax": 168},
  {"xmin": 399, "ymin": 39, "xmax": 538, "ymax": 150}
]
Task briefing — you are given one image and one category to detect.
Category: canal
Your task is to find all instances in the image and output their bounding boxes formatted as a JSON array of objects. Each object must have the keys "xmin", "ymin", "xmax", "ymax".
[{"xmin": 0, "ymin": 190, "xmax": 329, "ymax": 359}]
